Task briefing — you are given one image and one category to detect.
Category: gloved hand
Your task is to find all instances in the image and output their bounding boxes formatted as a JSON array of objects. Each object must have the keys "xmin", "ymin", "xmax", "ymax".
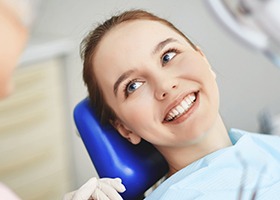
[{"xmin": 63, "ymin": 177, "xmax": 126, "ymax": 200}]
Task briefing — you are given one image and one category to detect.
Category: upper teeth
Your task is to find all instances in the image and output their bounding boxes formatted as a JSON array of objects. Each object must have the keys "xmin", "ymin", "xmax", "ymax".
[{"xmin": 165, "ymin": 93, "xmax": 196, "ymax": 121}]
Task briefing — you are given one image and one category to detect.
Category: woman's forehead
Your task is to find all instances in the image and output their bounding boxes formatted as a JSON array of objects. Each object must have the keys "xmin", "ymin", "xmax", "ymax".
[
  {"xmin": 94, "ymin": 20, "xmax": 187, "ymax": 62},
  {"xmin": 109, "ymin": 20, "xmax": 185, "ymax": 43}
]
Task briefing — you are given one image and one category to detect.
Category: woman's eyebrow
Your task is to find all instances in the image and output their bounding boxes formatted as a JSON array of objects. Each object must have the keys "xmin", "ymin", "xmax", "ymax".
[
  {"xmin": 114, "ymin": 69, "xmax": 135, "ymax": 96},
  {"xmin": 152, "ymin": 37, "xmax": 178, "ymax": 55}
]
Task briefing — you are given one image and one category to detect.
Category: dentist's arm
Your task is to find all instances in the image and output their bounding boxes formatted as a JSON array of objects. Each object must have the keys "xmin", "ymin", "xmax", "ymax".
[{"xmin": 63, "ymin": 177, "xmax": 126, "ymax": 200}]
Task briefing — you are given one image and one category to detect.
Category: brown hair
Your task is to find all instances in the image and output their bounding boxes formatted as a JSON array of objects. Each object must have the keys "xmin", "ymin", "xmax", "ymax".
[{"xmin": 80, "ymin": 9, "xmax": 197, "ymax": 124}]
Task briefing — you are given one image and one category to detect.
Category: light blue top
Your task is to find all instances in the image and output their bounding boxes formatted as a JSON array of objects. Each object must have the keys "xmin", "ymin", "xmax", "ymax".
[{"xmin": 145, "ymin": 129, "xmax": 280, "ymax": 200}]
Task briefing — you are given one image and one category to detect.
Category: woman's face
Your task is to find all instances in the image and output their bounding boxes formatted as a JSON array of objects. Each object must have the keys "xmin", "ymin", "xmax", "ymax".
[{"xmin": 93, "ymin": 20, "xmax": 220, "ymax": 148}]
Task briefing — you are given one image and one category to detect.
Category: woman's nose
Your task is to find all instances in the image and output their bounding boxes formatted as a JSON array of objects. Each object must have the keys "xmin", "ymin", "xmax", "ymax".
[{"xmin": 154, "ymin": 78, "xmax": 178, "ymax": 100}]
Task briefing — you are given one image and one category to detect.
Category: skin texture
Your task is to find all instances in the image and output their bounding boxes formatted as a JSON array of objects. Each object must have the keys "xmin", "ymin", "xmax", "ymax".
[
  {"xmin": 0, "ymin": 2, "xmax": 28, "ymax": 98},
  {"xmin": 93, "ymin": 20, "xmax": 232, "ymax": 175}
]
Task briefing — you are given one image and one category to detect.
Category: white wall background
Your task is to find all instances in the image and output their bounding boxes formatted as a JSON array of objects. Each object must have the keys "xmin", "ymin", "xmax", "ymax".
[{"xmin": 31, "ymin": 0, "xmax": 280, "ymax": 188}]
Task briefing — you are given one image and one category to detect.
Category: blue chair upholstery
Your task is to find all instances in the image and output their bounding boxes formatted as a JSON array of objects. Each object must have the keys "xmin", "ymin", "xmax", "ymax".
[{"xmin": 73, "ymin": 98, "xmax": 169, "ymax": 200}]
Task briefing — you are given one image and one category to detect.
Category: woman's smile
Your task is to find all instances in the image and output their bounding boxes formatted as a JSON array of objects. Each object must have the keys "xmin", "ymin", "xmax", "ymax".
[{"xmin": 163, "ymin": 91, "xmax": 199, "ymax": 124}]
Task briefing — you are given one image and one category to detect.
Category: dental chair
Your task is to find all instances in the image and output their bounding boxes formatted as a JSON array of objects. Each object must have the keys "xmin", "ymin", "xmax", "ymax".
[{"xmin": 73, "ymin": 98, "xmax": 169, "ymax": 200}]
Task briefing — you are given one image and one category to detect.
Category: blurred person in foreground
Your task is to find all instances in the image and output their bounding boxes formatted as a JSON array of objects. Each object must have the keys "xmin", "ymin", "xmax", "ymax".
[
  {"xmin": 0, "ymin": 1, "xmax": 125, "ymax": 199},
  {"xmin": 0, "ymin": 0, "xmax": 29, "ymax": 98},
  {"xmin": 0, "ymin": 0, "xmax": 30, "ymax": 199}
]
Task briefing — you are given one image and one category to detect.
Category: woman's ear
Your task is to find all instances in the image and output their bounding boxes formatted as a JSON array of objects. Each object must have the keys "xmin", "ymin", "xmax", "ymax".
[{"xmin": 111, "ymin": 119, "xmax": 141, "ymax": 145}]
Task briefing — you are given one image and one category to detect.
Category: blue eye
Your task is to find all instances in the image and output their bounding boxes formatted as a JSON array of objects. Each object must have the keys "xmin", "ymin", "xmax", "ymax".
[
  {"xmin": 126, "ymin": 81, "xmax": 143, "ymax": 94},
  {"xmin": 162, "ymin": 51, "xmax": 176, "ymax": 65}
]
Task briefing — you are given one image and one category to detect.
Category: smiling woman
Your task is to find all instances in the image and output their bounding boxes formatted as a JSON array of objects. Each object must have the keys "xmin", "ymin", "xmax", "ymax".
[{"xmin": 75, "ymin": 9, "xmax": 280, "ymax": 200}]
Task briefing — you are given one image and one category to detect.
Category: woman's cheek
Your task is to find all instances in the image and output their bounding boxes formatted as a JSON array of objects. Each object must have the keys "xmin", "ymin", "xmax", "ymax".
[{"xmin": 125, "ymin": 93, "xmax": 153, "ymax": 118}]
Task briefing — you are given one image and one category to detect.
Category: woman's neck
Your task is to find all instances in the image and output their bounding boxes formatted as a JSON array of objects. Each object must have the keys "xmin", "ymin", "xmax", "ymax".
[{"xmin": 159, "ymin": 115, "xmax": 232, "ymax": 177}]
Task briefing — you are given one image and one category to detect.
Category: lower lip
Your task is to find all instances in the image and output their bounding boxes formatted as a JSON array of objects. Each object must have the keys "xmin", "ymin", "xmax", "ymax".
[{"xmin": 165, "ymin": 92, "xmax": 199, "ymax": 125}]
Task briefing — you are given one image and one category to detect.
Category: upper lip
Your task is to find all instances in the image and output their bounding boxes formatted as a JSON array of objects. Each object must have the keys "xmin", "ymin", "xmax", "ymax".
[{"xmin": 162, "ymin": 90, "xmax": 198, "ymax": 122}]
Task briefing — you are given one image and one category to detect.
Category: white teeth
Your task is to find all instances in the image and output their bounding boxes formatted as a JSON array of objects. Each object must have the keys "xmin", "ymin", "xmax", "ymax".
[
  {"xmin": 189, "ymin": 95, "xmax": 196, "ymax": 102},
  {"xmin": 180, "ymin": 100, "xmax": 189, "ymax": 110},
  {"xmin": 165, "ymin": 93, "xmax": 197, "ymax": 121},
  {"xmin": 177, "ymin": 105, "xmax": 184, "ymax": 114},
  {"xmin": 173, "ymin": 109, "xmax": 179, "ymax": 116},
  {"xmin": 185, "ymin": 98, "xmax": 192, "ymax": 105}
]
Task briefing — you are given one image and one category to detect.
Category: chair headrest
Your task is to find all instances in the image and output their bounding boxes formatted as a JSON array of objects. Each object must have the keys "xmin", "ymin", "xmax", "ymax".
[{"xmin": 73, "ymin": 98, "xmax": 169, "ymax": 199}]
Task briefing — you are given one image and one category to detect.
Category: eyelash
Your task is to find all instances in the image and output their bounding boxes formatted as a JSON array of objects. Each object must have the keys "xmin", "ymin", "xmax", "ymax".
[
  {"xmin": 161, "ymin": 48, "xmax": 179, "ymax": 66},
  {"xmin": 123, "ymin": 78, "xmax": 142, "ymax": 98}
]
